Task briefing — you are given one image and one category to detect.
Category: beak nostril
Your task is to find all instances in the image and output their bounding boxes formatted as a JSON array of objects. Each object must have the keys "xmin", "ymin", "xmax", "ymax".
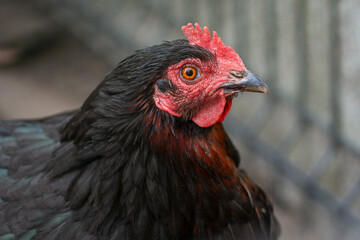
[
  {"xmin": 221, "ymin": 70, "xmax": 270, "ymax": 95},
  {"xmin": 229, "ymin": 70, "xmax": 245, "ymax": 79}
]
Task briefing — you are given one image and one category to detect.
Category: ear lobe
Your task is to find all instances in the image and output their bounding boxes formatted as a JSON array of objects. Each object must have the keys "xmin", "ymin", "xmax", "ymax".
[{"xmin": 154, "ymin": 84, "xmax": 182, "ymax": 117}]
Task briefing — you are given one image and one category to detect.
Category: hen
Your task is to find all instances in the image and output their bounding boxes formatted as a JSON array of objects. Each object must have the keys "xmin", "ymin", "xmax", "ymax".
[{"xmin": 0, "ymin": 23, "xmax": 279, "ymax": 239}]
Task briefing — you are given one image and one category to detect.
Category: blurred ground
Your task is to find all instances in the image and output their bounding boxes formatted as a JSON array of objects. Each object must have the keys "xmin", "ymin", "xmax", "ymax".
[
  {"xmin": 0, "ymin": 1, "xmax": 359, "ymax": 240},
  {"xmin": 0, "ymin": 0, "xmax": 111, "ymax": 119}
]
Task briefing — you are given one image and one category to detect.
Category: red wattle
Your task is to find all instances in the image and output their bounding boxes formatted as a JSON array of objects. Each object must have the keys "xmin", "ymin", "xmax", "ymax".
[{"xmin": 191, "ymin": 92, "xmax": 232, "ymax": 128}]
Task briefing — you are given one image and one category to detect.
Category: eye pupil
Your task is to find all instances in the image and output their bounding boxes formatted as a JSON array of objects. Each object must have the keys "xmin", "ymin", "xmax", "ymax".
[
  {"xmin": 182, "ymin": 67, "xmax": 197, "ymax": 80},
  {"xmin": 185, "ymin": 69, "xmax": 194, "ymax": 77}
]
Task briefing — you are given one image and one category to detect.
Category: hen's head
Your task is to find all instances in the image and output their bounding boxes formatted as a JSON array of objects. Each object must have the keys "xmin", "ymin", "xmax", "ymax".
[
  {"xmin": 154, "ymin": 23, "xmax": 269, "ymax": 128},
  {"xmin": 63, "ymin": 23, "xmax": 270, "ymax": 143}
]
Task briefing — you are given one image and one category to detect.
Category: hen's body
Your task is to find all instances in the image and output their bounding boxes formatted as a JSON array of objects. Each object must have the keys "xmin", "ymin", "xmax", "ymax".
[{"xmin": 0, "ymin": 30, "xmax": 279, "ymax": 239}]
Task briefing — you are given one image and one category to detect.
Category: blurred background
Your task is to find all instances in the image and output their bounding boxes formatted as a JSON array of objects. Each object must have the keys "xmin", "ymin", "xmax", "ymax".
[{"xmin": 0, "ymin": 0, "xmax": 359, "ymax": 239}]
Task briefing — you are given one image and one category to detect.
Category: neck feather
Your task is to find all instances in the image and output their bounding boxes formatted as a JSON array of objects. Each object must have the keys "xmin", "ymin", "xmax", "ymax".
[{"xmin": 53, "ymin": 99, "xmax": 241, "ymax": 239}]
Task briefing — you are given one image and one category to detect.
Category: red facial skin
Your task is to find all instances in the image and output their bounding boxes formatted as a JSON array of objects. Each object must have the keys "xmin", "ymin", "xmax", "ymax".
[{"xmin": 153, "ymin": 23, "xmax": 245, "ymax": 128}]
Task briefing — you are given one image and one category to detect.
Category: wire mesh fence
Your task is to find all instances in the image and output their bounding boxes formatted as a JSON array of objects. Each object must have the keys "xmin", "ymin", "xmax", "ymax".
[{"xmin": 20, "ymin": 0, "xmax": 360, "ymax": 238}]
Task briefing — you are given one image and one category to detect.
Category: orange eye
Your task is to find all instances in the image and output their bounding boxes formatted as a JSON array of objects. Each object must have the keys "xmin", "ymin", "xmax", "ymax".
[{"xmin": 181, "ymin": 67, "xmax": 198, "ymax": 80}]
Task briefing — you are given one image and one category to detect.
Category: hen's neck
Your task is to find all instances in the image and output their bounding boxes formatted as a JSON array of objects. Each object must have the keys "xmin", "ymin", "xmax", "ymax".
[
  {"xmin": 56, "ymin": 108, "xmax": 240, "ymax": 239},
  {"xmin": 119, "ymin": 116, "xmax": 240, "ymax": 238}
]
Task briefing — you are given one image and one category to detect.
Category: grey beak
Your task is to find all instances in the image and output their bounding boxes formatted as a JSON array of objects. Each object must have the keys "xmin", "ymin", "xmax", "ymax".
[{"xmin": 220, "ymin": 70, "xmax": 270, "ymax": 95}]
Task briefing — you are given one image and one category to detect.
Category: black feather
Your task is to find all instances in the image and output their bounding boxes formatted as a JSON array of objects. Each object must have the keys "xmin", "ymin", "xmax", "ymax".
[
  {"xmin": 0, "ymin": 39, "xmax": 279, "ymax": 239},
  {"xmin": 156, "ymin": 78, "xmax": 176, "ymax": 93}
]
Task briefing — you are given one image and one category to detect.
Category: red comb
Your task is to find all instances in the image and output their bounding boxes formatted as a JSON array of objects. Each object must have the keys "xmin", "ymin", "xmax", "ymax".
[{"xmin": 181, "ymin": 23, "xmax": 243, "ymax": 65}]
